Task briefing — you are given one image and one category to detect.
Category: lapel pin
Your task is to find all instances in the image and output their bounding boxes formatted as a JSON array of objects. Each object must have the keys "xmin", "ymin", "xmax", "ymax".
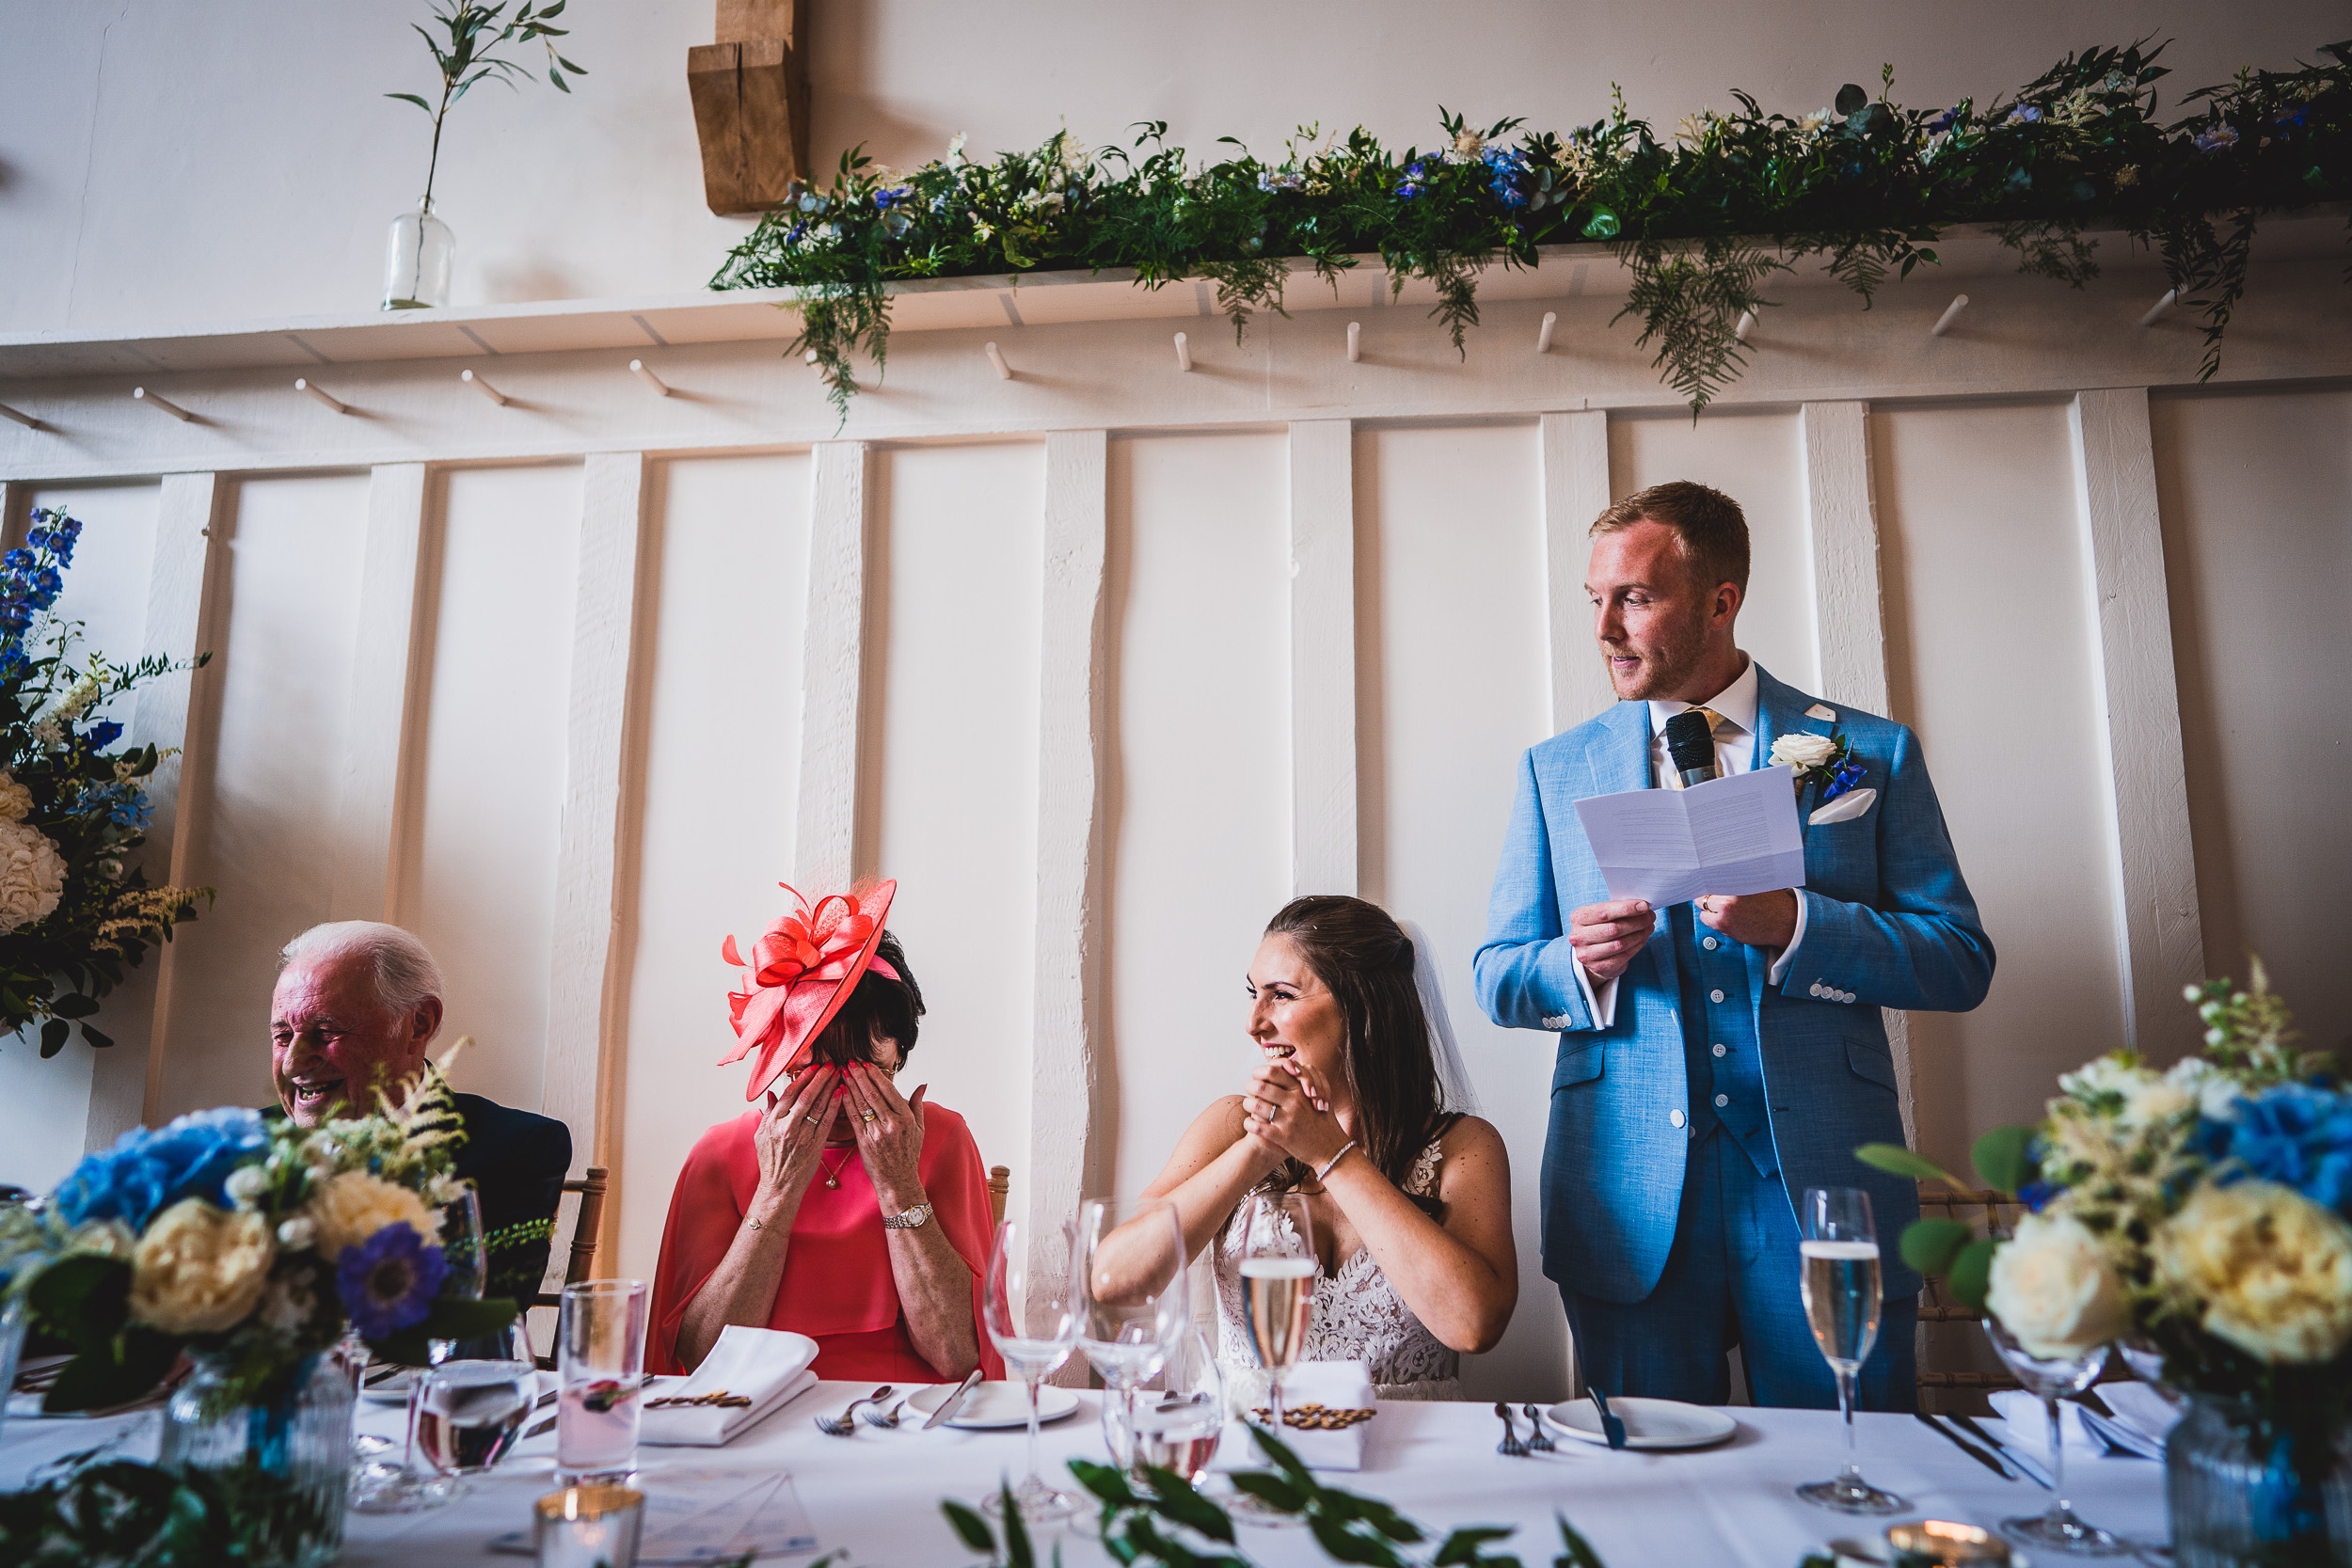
[{"xmin": 1804, "ymin": 704, "xmax": 1837, "ymax": 721}]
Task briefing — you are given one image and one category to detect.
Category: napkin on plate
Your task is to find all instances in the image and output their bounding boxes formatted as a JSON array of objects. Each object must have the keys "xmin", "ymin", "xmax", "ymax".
[
  {"xmin": 1990, "ymin": 1384, "xmax": 2182, "ymax": 1462},
  {"xmin": 640, "ymin": 1326, "xmax": 818, "ymax": 1447},
  {"xmin": 1211, "ymin": 1360, "xmax": 1375, "ymax": 1473}
]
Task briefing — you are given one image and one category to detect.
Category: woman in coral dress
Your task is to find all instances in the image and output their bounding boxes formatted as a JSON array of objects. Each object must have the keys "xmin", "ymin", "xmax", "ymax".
[{"xmin": 648, "ymin": 880, "xmax": 1001, "ymax": 1383}]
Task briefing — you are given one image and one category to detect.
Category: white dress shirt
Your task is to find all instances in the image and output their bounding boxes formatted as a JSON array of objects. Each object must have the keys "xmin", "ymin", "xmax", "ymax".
[{"xmin": 1571, "ymin": 657, "xmax": 1808, "ymax": 1028}]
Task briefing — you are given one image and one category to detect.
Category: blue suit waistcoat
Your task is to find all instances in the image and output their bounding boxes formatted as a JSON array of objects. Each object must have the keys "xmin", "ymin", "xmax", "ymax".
[{"xmin": 1472, "ymin": 664, "xmax": 1994, "ymax": 1306}]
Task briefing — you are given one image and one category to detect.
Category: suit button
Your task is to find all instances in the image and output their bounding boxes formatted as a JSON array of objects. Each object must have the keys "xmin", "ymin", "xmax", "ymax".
[
  {"xmin": 1712, "ymin": 1043, "xmax": 1726, "ymax": 1057},
  {"xmin": 1809, "ymin": 983, "xmax": 1824, "ymax": 997},
  {"xmin": 1669, "ymin": 1109, "xmax": 1686, "ymax": 1129},
  {"xmin": 1708, "ymin": 988, "xmax": 1726, "ymax": 1004},
  {"xmin": 1714, "ymin": 1093, "xmax": 1729, "ymax": 1107},
  {"xmin": 1702, "ymin": 936, "xmax": 1720, "ymax": 951}
]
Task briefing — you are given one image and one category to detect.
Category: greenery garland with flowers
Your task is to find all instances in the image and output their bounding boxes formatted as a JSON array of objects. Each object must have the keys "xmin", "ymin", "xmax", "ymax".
[
  {"xmin": 0, "ymin": 507, "xmax": 211, "ymax": 1060},
  {"xmin": 1858, "ymin": 960, "xmax": 2352, "ymax": 1530},
  {"xmin": 713, "ymin": 38, "xmax": 2352, "ymax": 420}
]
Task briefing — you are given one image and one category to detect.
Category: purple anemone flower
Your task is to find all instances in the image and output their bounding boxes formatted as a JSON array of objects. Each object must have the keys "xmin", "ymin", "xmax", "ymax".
[{"xmin": 337, "ymin": 1224, "xmax": 448, "ymax": 1339}]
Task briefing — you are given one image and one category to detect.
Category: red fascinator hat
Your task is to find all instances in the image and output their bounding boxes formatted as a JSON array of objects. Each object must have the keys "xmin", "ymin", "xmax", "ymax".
[{"xmin": 719, "ymin": 879, "xmax": 898, "ymax": 1101}]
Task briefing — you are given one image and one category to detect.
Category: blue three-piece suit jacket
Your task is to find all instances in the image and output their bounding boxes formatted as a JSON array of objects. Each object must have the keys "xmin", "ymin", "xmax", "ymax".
[{"xmin": 1473, "ymin": 664, "xmax": 1994, "ymax": 1308}]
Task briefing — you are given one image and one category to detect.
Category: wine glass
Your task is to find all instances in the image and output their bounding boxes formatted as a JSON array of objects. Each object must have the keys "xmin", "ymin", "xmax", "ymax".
[
  {"xmin": 1982, "ymin": 1316, "xmax": 2130, "ymax": 1556},
  {"xmin": 414, "ymin": 1354, "xmax": 539, "ymax": 1491},
  {"xmin": 1794, "ymin": 1187, "xmax": 1907, "ymax": 1515},
  {"xmin": 353, "ymin": 1190, "xmax": 487, "ymax": 1513},
  {"xmin": 1075, "ymin": 1197, "xmax": 1189, "ymax": 1469},
  {"xmin": 1126, "ymin": 1323, "xmax": 1224, "ymax": 1486},
  {"xmin": 981, "ymin": 1216, "xmax": 1082, "ymax": 1523}
]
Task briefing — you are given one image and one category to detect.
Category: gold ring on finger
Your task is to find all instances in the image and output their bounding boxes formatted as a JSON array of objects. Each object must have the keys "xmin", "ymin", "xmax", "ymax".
[
  {"xmin": 860, "ymin": 1109, "xmax": 878, "ymax": 1124},
  {"xmin": 804, "ymin": 1115, "xmax": 820, "ymax": 1127}
]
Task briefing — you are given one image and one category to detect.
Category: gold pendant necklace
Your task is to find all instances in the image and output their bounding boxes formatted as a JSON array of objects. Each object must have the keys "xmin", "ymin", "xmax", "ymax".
[{"xmin": 819, "ymin": 1146, "xmax": 855, "ymax": 1189}]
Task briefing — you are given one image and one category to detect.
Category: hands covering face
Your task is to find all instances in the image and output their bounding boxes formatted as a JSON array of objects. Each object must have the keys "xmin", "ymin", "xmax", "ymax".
[
  {"xmin": 840, "ymin": 1061, "xmax": 928, "ymax": 1207},
  {"xmin": 753, "ymin": 1064, "xmax": 842, "ymax": 1205},
  {"xmin": 1241, "ymin": 1053, "xmax": 1351, "ymax": 1173}
]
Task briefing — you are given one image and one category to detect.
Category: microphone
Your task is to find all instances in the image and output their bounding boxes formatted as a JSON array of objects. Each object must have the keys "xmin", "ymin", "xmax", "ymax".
[{"xmin": 1664, "ymin": 709, "xmax": 1719, "ymax": 789}]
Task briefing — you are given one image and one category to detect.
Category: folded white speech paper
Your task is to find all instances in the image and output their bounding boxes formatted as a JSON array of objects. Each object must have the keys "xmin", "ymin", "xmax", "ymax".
[
  {"xmin": 640, "ymin": 1324, "xmax": 819, "ymax": 1447},
  {"xmin": 1212, "ymin": 1359, "xmax": 1375, "ymax": 1473},
  {"xmin": 1570, "ymin": 764, "xmax": 1806, "ymax": 909}
]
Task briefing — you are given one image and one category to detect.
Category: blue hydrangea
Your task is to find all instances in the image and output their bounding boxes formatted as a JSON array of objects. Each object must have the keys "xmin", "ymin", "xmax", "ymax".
[
  {"xmin": 2201, "ymin": 1083, "xmax": 2352, "ymax": 1214},
  {"xmin": 54, "ymin": 1107, "xmax": 269, "ymax": 1231},
  {"xmin": 337, "ymin": 1223, "xmax": 449, "ymax": 1338}
]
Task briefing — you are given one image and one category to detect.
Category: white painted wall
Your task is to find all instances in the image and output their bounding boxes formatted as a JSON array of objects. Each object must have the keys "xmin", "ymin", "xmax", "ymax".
[{"xmin": 4, "ymin": 1, "xmax": 2344, "ymax": 333}]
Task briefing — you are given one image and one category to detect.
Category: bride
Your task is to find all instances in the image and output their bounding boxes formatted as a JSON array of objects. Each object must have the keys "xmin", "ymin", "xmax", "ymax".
[{"xmin": 1139, "ymin": 896, "xmax": 1517, "ymax": 1399}]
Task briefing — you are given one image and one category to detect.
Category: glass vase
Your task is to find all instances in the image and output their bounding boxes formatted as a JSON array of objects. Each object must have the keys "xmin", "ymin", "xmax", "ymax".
[
  {"xmin": 159, "ymin": 1351, "xmax": 356, "ymax": 1568},
  {"xmin": 2167, "ymin": 1393, "xmax": 2352, "ymax": 1567},
  {"xmin": 382, "ymin": 203, "xmax": 453, "ymax": 310}
]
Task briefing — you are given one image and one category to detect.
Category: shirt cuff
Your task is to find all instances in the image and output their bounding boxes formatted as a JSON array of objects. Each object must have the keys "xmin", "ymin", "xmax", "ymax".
[
  {"xmin": 1573, "ymin": 957, "xmax": 1619, "ymax": 1030},
  {"xmin": 1766, "ymin": 891, "xmax": 1810, "ymax": 989}
]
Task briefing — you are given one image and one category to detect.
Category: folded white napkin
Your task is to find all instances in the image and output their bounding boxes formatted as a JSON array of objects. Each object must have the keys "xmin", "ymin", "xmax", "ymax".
[
  {"xmin": 1990, "ymin": 1384, "xmax": 2182, "ymax": 1462},
  {"xmin": 640, "ymin": 1326, "xmax": 819, "ymax": 1447},
  {"xmin": 1212, "ymin": 1360, "xmax": 1375, "ymax": 1473}
]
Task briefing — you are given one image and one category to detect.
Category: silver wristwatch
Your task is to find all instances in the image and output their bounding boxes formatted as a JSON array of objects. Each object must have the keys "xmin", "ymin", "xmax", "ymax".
[{"xmin": 882, "ymin": 1201, "xmax": 933, "ymax": 1231}]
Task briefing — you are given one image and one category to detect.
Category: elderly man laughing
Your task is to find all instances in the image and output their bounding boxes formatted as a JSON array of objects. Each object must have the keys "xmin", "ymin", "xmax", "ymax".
[{"xmin": 268, "ymin": 920, "xmax": 571, "ymax": 1303}]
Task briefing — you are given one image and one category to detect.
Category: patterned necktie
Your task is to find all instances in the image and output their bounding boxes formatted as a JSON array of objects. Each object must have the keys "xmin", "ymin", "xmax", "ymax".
[{"xmin": 1662, "ymin": 706, "xmax": 1730, "ymax": 790}]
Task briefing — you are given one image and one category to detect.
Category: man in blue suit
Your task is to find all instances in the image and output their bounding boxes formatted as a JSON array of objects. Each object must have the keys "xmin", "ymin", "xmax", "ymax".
[{"xmin": 1474, "ymin": 481, "xmax": 1992, "ymax": 1408}]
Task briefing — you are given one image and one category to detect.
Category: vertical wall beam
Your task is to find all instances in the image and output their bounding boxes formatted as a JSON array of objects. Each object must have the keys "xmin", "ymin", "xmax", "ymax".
[
  {"xmin": 795, "ymin": 443, "xmax": 867, "ymax": 890},
  {"xmin": 1288, "ymin": 420, "xmax": 1357, "ymax": 896},
  {"xmin": 542, "ymin": 453, "xmax": 648, "ymax": 1172},
  {"xmin": 1800, "ymin": 401, "xmax": 1916, "ymax": 1143},
  {"xmin": 86, "ymin": 471, "xmax": 223, "ymax": 1139},
  {"xmin": 329, "ymin": 464, "xmax": 431, "ymax": 921},
  {"xmin": 1540, "ymin": 411, "xmax": 1613, "ymax": 736},
  {"xmin": 2071, "ymin": 388, "xmax": 2204, "ymax": 1059},
  {"xmin": 1032, "ymin": 430, "xmax": 1108, "ymax": 1338}
]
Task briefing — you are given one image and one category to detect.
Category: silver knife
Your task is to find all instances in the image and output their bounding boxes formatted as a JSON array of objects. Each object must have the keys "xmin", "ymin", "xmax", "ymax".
[
  {"xmin": 1914, "ymin": 1412, "xmax": 2013, "ymax": 1481},
  {"xmin": 1953, "ymin": 1411, "xmax": 2055, "ymax": 1489},
  {"xmin": 923, "ymin": 1369, "xmax": 986, "ymax": 1431}
]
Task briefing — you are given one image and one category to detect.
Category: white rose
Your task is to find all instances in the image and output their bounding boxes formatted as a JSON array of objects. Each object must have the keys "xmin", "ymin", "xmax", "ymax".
[
  {"xmin": 1985, "ymin": 1212, "xmax": 2128, "ymax": 1361},
  {"xmin": 223, "ymin": 1165, "xmax": 269, "ymax": 1210},
  {"xmin": 277, "ymin": 1215, "xmax": 316, "ymax": 1251},
  {"xmin": 0, "ymin": 819, "xmax": 66, "ymax": 931},
  {"xmin": 1768, "ymin": 733, "xmax": 1837, "ymax": 772},
  {"xmin": 2156, "ymin": 1183, "xmax": 2352, "ymax": 1364},
  {"xmin": 0, "ymin": 772, "xmax": 30, "ymax": 823},
  {"xmin": 128, "ymin": 1200, "xmax": 275, "ymax": 1335},
  {"xmin": 308, "ymin": 1170, "xmax": 436, "ymax": 1260}
]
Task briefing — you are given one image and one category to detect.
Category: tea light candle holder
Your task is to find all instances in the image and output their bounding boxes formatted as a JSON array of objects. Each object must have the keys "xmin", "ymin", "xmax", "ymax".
[
  {"xmin": 535, "ymin": 1484, "xmax": 645, "ymax": 1568},
  {"xmin": 1885, "ymin": 1519, "xmax": 2010, "ymax": 1566}
]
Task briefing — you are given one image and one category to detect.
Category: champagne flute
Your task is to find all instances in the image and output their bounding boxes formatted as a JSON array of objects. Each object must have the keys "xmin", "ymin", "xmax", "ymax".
[
  {"xmin": 982, "ymin": 1216, "xmax": 1082, "ymax": 1523},
  {"xmin": 353, "ymin": 1190, "xmax": 486, "ymax": 1513},
  {"xmin": 1238, "ymin": 1191, "xmax": 1316, "ymax": 1436},
  {"xmin": 1982, "ymin": 1316, "xmax": 2129, "ymax": 1556},
  {"xmin": 1075, "ymin": 1197, "xmax": 1188, "ymax": 1469},
  {"xmin": 1794, "ymin": 1186, "xmax": 1907, "ymax": 1515}
]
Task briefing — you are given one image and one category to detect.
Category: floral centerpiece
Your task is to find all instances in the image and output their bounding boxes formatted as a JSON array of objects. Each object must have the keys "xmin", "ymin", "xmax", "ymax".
[
  {"xmin": 1862, "ymin": 961, "xmax": 2352, "ymax": 1565},
  {"xmin": 0, "ymin": 507, "xmax": 209, "ymax": 1059},
  {"xmin": 0, "ymin": 1069, "xmax": 517, "ymax": 1566}
]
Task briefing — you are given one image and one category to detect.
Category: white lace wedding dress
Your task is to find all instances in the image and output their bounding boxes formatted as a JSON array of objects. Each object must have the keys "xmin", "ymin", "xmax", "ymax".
[{"xmin": 1210, "ymin": 1133, "xmax": 1462, "ymax": 1401}]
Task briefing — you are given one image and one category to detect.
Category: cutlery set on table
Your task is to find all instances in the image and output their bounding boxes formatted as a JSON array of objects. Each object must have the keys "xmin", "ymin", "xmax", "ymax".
[{"xmin": 1491, "ymin": 1386, "xmax": 1740, "ymax": 1456}]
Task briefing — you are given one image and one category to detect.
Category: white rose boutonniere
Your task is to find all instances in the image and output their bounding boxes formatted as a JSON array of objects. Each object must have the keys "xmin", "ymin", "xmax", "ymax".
[
  {"xmin": 1767, "ymin": 733, "xmax": 1837, "ymax": 772},
  {"xmin": 1769, "ymin": 729, "xmax": 1867, "ymax": 803},
  {"xmin": 1985, "ymin": 1211, "xmax": 2128, "ymax": 1360}
]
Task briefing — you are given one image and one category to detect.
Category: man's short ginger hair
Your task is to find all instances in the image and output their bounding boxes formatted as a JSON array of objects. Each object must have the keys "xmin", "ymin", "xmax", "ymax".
[{"xmin": 1591, "ymin": 481, "xmax": 1751, "ymax": 596}]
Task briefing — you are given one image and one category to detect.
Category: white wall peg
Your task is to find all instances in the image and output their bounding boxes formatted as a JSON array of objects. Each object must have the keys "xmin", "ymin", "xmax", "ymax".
[
  {"xmin": 132, "ymin": 387, "xmax": 192, "ymax": 421},
  {"xmin": 1173, "ymin": 332, "xmax": 1191, "ymax": 372},
  {"xmin": 1931, "ymin": 294, "xmax": 1970, "ymax": 338},
  {"xmin": 2139, "ymin": 289, "xmax": 2179, "ymax": 328},
  {"xmin": 1734, "ymin": 309, "xmax": 1756, "ymax": 344},
  {"xmin": 461, "ymin": 369, "xmax": 509, "ymax": 406},
  {"xmin": 294, "ymin": 377, "xmax": 348, "ymax": 414},
  {"xmin": 1346, "ymin": 322, "xmax": 1361, "ymax": 363},
  {"xmin": 628, "ymin": 358, "xmax": 673, "ymax": 397},
  {"xmin": 0, "ymin": 402, "xmax": 39, "ymax": 431},
  {"xmin": 984, "ymin": 341, "xmax": 1011, "ymax": 380},
  {"xmin": 1536, "ymin": 311, "xmax": 1557, "ymax": 355}
]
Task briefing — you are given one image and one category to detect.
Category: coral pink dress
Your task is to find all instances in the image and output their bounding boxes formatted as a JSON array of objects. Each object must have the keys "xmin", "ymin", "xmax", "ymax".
[{"xmin": 648, "ymin": 1102, "xmax": 1005, "ymax": 1382}]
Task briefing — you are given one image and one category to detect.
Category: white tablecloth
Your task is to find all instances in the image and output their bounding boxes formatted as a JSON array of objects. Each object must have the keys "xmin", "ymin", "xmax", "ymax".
[{"xmin": 1, "ymin": 1380, "xmax": 2169, "ymax": 1566}]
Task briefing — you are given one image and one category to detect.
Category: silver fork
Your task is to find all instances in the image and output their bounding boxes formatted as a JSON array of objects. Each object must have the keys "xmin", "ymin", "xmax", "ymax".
[
  {"xmin": 1521, "ymin": 1403, "xmax": 1556, "ymax": 1453},
  {"xmin": 859, "ymin": 1397, "xmax": 909, "ymax": 1430},
  {"xmin": 1493, "ymin": 1401, "xmax": 1530, "ymax": 1457},
  {"xmin": 814, "ymin": 1385, "xmax": 894, "ymax": 1436}
]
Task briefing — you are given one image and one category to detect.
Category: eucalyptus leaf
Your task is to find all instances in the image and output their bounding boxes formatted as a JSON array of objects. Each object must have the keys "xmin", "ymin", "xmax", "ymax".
[
  {"xmin": 1971, "ymin": 1125, "xmax": 2038, "ymax": 1195},
  {"xmin": 1854, "ymin": 1142, "xmax": 1958, "ymax": 1184},
  {"xmin": 1836, "ymin": 83, "xmax": 1869, "ymax": 117},
  {"xmin": 1898, "ymin": 1216, "xmax": 1974, "ymax": 1275},
  {"xmin": 80, "ymin": 1023, "xmax": 114, "ymax": 1049},
  {"xmin": 1947, "ymin": 1235, "xmax": 1997, "ymax": 1315},
  {"xmin": 940, "ymin": 1499, "xmax": 994, "ymax": 1554}
]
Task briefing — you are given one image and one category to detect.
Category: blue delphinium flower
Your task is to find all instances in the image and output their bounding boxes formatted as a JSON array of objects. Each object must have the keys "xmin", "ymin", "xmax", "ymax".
[
  {"xmin": 1482, "ymin": 146, "xmax": 1531, "ymax": 209},
  {"xmin": 337, "ymin": 1224, "xmax": 449, "ymax": 1338},
  {"xmin": 84, "ymin": 720, "xmax": 122, "ymax": 751},
  {"xmin": 1394, "ymin": 159, "xmax": 1427, "ymax": 199},
  {"xmin": 2203, "ymin": 1083, "xmax": 2352, "ymax": 1213},
  {"xmin": 1924, "ymin": 108, "xmax": 1961, "ymax": 135},
  {"xmin": 2006, "ymin": 104, "xmax": 2044, "ymax": 125},
  {"xmin": 1821, "ymin": 758, "xmax": 1868, "ymax": 802},
  {"xmin": 54, "ymin": 1107, "xmax": 269, "ymax": 1230},
  {"xmin": 2015, "ymin": 1180, "xmax": 2060, "ymax": 1213}
]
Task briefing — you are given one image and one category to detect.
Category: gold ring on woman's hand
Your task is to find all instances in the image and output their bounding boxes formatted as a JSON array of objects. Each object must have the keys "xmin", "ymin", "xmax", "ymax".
[
  {"xmin": 804, "ymin": 1115, "xmax": 820, "ymax": 1127},
  {"xmin": 860, "ymin": 1109, "xmax": 878, "ymax": 1124}
]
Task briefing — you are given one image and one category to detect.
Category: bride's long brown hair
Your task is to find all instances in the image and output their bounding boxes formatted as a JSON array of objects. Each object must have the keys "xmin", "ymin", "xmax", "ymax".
[{"xmin": 1260, "ymin": 896, "xmax": 1451, "ymax": 1209}]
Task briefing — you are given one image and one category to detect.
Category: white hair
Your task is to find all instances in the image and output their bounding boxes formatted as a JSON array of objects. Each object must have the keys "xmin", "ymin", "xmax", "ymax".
[{"xmin": 279, "ymin": 921, "xmax": 445, "ymax": 1028}]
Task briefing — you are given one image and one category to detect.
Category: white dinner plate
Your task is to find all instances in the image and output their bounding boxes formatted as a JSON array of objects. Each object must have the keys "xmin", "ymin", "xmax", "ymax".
[
  {"xmin": 906, "ymin": 1381, "xmax": 1080, "ymax": 1429},
  {"xmin": 1543, "ymin": 1396, "xmax": 1737, "ymax": 1450}
]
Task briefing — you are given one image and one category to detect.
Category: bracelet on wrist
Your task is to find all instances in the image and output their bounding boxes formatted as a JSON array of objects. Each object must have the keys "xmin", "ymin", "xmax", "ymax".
[{"xmin": 1313, "ymin": 1141, "xmax": 1358, "ymax": 1183}]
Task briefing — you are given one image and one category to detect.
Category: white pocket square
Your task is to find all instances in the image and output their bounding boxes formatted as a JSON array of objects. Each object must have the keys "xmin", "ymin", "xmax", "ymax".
[{"xmin": 1808, "ymin": 787, "xmax": 1876, "ymax": 825}]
